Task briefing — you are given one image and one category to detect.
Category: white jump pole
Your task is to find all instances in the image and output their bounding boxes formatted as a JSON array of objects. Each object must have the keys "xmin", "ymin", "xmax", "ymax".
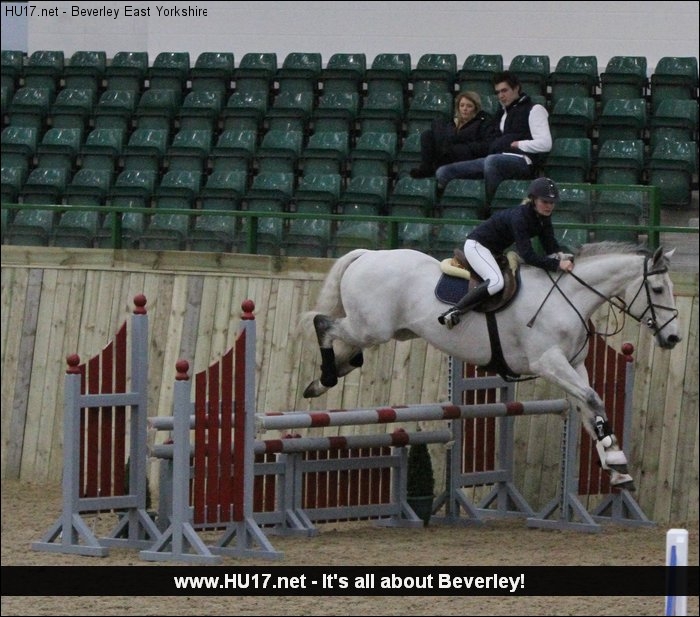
[{"xmin": 665, "ymin": 528, "xmax": 688, "ymax": 616}]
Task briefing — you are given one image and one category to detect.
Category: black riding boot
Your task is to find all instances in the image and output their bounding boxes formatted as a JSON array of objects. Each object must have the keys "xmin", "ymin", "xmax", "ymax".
[{"xmin": 438, "ymin": 279, "xmax": 491, "ymax": 329}]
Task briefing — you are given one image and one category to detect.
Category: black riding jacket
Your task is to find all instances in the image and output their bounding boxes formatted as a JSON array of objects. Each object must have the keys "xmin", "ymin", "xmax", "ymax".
[{"xmin": 467, "ymin": 202, "xmax": 561, "ymax": 271}]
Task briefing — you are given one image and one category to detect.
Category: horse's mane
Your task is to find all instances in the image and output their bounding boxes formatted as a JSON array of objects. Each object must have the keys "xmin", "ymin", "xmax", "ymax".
[{"xmin": 574, "ymin": 241, "xmax": 648, "ymax": 260}]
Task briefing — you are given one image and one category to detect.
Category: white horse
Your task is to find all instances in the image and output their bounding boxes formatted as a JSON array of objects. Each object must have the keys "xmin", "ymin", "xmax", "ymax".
[{"xmin": 302, "ymin": 243, "xmax": 681, "ymax": 489}]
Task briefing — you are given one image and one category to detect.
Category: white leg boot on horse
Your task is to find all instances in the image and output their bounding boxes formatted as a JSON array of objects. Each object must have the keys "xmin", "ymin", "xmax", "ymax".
[{"xmin": 438, "ymin": 279, "xmax": 491, "ymax": 329}]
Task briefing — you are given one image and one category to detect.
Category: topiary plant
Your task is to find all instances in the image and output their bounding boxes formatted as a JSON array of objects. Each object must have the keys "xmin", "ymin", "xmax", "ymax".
[{"xmin": 406, "ymin": 441, "xmax": 435, "ymax": 498}]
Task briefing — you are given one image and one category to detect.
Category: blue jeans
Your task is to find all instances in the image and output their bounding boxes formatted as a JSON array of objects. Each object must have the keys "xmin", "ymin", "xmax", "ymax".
[{"xmin": 436, "ymin": 154, "xmax": 534, "ymax": 203}]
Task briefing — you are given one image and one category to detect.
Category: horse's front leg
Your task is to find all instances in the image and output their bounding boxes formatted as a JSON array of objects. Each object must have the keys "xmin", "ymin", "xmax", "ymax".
[{"xmin": 532, "ymin": 348, "xmax": 634, "ymax": 490}]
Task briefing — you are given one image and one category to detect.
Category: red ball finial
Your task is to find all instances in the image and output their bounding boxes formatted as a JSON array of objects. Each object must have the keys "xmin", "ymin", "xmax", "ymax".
[
  {"xmin": 621, "ymin": 342, "xmax": 634, "ymax": 362},
  {"xmin": 175, "ymin": 359, "xmax": 190, "ymax": 380},
  {"xmin": 133, "ymin": 294, "xmax": 147, "ymax": 314},
  {"xmin": 66, "ymin": 354, "xmax": 81, "ymax": 374},
  {"xmin": 241, "ymin": 299, "xmax": 255, "ymax": 320}
]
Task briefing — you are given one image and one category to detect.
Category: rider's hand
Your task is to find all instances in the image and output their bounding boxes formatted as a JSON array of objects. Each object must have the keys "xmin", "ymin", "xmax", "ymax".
[{"xmin": 559, "ymin": 259, "xmax": 574, "ymax": 272}]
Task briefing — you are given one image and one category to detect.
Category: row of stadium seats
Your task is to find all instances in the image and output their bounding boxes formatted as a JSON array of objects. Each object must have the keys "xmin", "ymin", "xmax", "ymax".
[
  {"xmin": 2, "ymin": 116, "xmax": 696, "ymax": 207},
  {"xmin": 3, "ymin": 51, "xmax": 698, "ymax": 109},
  {"xmin": 0, "ymin": 176, "xmax": 649, "ymax": 256},
  {"xmin": 4, "ymin": 84, "xmax": 697, "ymax": 147}
]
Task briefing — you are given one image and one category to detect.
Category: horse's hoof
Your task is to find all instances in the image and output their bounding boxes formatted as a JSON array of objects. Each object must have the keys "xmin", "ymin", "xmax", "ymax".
[
  {"xmin": 610, "ymin": 471, "xmax": 635, "ymax": 491},
  {"xmin": 303, "ymin": 381, "xmax": 327, "ymax": 398}
]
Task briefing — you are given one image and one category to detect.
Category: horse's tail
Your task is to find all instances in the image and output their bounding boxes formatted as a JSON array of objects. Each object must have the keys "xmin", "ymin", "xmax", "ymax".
[{"xmin": 298, "ymin": 248, "xmax": 368, "ymax": 334}]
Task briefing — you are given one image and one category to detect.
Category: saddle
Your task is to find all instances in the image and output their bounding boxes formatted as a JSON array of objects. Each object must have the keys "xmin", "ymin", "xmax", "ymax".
[{"xmin": 435, "ymin": 249, "xmax": 520, "ymax": 312}]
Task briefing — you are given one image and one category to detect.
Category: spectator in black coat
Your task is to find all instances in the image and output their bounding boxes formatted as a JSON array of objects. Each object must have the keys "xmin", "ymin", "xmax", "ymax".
[{"xmin": 410, "ymin": 91, "xmax": 493, "ymax": 179}]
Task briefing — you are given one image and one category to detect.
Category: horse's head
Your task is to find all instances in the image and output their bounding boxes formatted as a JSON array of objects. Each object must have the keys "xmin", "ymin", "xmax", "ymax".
[{"xmin": 624, "ymin": 246, "xmax": 681, "ymax": 349}]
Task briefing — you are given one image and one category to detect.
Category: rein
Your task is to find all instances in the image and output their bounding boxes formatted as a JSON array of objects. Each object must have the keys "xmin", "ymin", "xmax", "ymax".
[{"xmin": 527, "ymin": 253, "xmax": 679, "ymax": 363}]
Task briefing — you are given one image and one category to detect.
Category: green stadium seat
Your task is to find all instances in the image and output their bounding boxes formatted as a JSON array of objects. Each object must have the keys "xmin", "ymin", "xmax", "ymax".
[
  {"xmin": 63, "ymin": 168, "xmax": 113, "ymax": 206},
  {"xmin": 646, "ymin": 140, "xmax": 697, "ymax": 207},
  {"xmin": 596, "ymin": 98, "xmax": 647, "ymax": 145},
  {"xmin": 490, "ymin": 179, "xmax": 530, "ymax": 211},
  {"xmin": 234, "ymin": 52, "xmax": 277, "ymax": 102},
  {"xmin": 549, "ymin": 96, "xmax": 595, "ymax": 140},
  {"xmin": 1, "ymin": 50, "xmax": 24, "ymax": 94},
  {"xmin": 9, "ymin": 87, "xmax": 52, "ymax": 134},
  {"xmin": 339, "ymin": 174, "xmax": 388, "ymax": 208},
  {"xmin": 405, "ymin": 91, "xmax": 453, "ymax": 136},
  {"xmin": 650, "ymin": 56, "xmax": 699, "ymax": 112},
  {"xmin": 592, "ymin": 189, "xmax": 644, "ymax": 243},
  {"xmin": 188, "ymin": 170, "xmax": 247, "ymax": 252},
  {"xmin": 411, "ymin": 53, "xmax": 457, "ymax": 97},
  {"xmin": 137, "ymin": 170, "xmax": 201, "ymax": 250},
  {"xmin": 166, "ymin": 128, "xmax": 213, "ymax": 173},
  {"xmin": 313, "ymin": 91, "xmax": 360, "ymax": 134},
  {"xmin": 5, "ymin": 206, "xmax": 58, "ymax": 245},
  {"xmin": 649, "ymin": 98, "xmax": 699, "ymax": 147},
  {"xmin": 1, "ymin": 125, "xmax": 38, "ymax": 171},
  {"xmin": 594, "ymin": 140, "xmax": 645, "ymax": 185},
  {"xmin": 388, "ymin": 203, "xmax": 433, "ymax": 250},
  {"xmin": 209, "ymin": 128, "xmax": 257, "ymax": 174},
  {"xmin": 542, "ymin": 138, "xmax": 592, "ymax": 183},
  {"xmin": 265, "ymin": 89, "xmax": 314, "ymax": 133},
  {"xmin": 393, "ymin": 132, "xmax": 422, "ymax": 179},
  {"xmin": 23, "ymin": 50, "xmax": 64, "ymax": 94},
  {"xmin": 122, "ymin": 128, "xmax": 169, "ymax": 174},
  {"xmin": 51, "ymin": 206, "xmax": 101, "ymax": 248},
  {"xmin": 255, "ymin": 129, "xmax": 303, "ymax": 175},
  {"xmin": 549, "ymin": 56, "xmax": 598, "ymax": 105},
  {"xmin": 198, "ymin": 169, "xmax": 248, "ymax": 210},
  {"xmin": 358, "ymin": 89, "xmax": 404, "ymax": 134},
  {"xmin": 134, "ymin": 88, "xmax": 179, "ymax": 132},
  {"xmin": 508, "ymin": 55, "xmax": 550, "ymax": 97},
  {"xmin": 437, "ymin": 178, "xmax": 487, "ymax": 220},
  {"xmin": 300, "ymin": 130, "xmax": 350, "ymax": 176},
  {"xmin": 321, "ymin": 53, "xmax": 366, "ymax": 95},
  {"xmin": 178, "ymin": 90, "xmax": 224, "ymax": 131},
  {"xmin": 97, "ymin": 169, "xmax": 157, "ymax": 248},
  {"xmin": 105, "ymin": 51, "xmax": 149, "ymax": 94},
  {"xmin": 148, "ymin": 52, "xmax": 190, "ymax": 105},
  {"xmin": 557, "ymin": 185, "xmax": 592, "ymax": 218},
  {"xmin": 50, "ymin": 88, "xmax": 94, "ymax": 131},
  {"xmin": 79, "ymin": 127, "xmax": 125, "ymax": 174},
  {"xmin": 600, "ymin": 56, "xmax": 648, "ymax": 106},
  {"xmin": 92, "ymin": 89, "xmax": 137, "ymax": 132},
  {"xmin": 553, "ymin": 209, "xmax": 590, "ymax": 251},
  {"xmin": 63, "ymin": 51, "xmax": 106, "ymax": 96},
  {"xmin": 221, "ymin": 90, "xmax": 268, "ymax": 132},
  {"xmin": 388, "ymin": 176, "xmax": 437, "ymax": 210},
  {"xmin": 332, "ymin": 202, "xmax": 384, "ymax": 255},
  {"xmin": 239, "ymin": 172, "xmax": 295, "ymax": 255},
  {"xmin": 286, "ymin": 174, "xmax": 342, "ymax": 257},
  {"xmin": 1, "ymin": 165, "xmax": 26, "ymax": 204},
  {"xmin": 457, "ymin": 54, "xmax": 503, "ymax": 95},
  {"xmin": 276, "ymin": 52, "xmax": 322, "ymax": 97},
  {"xmin": 36, "ymin": 127, "xmax": 83, "ymax": 173},
  {"xmin": 365, "ymin": 53, "xmax": 411, "ymax": 104},
  {"xmin": 349, "ymin": 131, "xmax": 397, "ymax": 178},
  {"xmin": 388, "ymin": 177, "xmax": 437, "ymax": 249},
  {"xmin": 190, "ymin": 52, "xmax": 235, "ymax": 97}
]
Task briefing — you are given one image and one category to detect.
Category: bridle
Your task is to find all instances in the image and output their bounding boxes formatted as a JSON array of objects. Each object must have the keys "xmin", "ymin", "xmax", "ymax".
[
  {"xmin": 529, "ymin": 253, "xmax": 679, "ymax": 361},
  {"xmin": 568, "ymin": 254, "xmax": 679, "ymax": 338}
]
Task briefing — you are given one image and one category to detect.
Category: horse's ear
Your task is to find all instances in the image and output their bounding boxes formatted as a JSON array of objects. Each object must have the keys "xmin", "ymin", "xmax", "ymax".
[
  {"xmin": 651, "ymin": 246, "xmax": 664, "ymax": 265},
  {"xmin": 664, "ymin": 248, "xmax": 676, "ymax": 260}
]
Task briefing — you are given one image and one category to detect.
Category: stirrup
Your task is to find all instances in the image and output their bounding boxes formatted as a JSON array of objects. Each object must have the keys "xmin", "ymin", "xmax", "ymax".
[{"xmin": 438, "ymin": 309, "xmax": 461, "ymax": 329}]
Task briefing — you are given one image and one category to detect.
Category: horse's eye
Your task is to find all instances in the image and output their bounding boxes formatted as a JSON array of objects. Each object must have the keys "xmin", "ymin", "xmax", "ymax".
[{"xmin": 652, "ymin": 286, "xmax": 663, "ymax": 294}]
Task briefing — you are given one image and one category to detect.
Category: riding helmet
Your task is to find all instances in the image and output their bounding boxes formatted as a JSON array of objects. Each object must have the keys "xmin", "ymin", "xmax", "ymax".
[{"xmin": 528, "ymin": 177, "xmax": 560, "ymax": 203}]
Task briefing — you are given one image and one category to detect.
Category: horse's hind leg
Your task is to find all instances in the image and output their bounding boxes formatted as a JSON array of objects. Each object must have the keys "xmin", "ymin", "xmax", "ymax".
[{"xmin": 303, "ymin": 315, "xmax": 364, "ymax": 399}]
